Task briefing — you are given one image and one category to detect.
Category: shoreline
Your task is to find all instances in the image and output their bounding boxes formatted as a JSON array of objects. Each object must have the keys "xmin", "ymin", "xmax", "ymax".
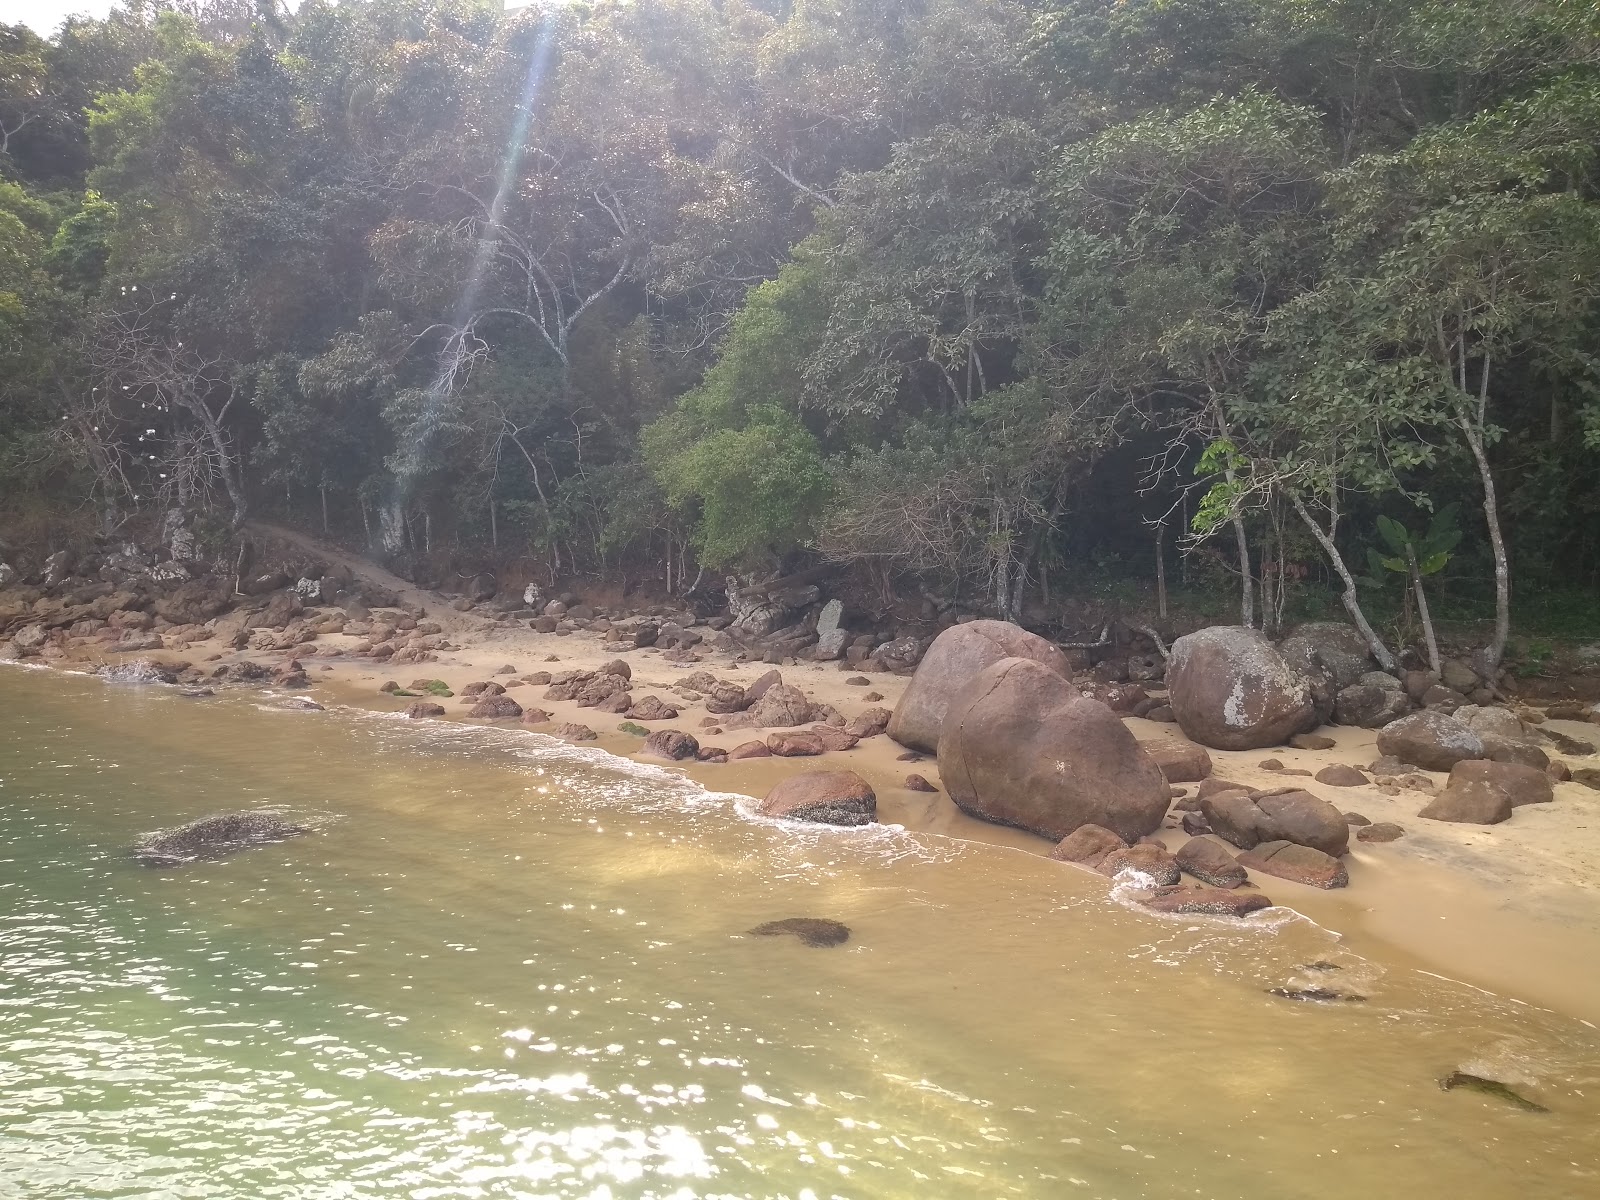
[{"xmin": 11, "ymin": 578, "xmax": 1600, "ymax": 1025}]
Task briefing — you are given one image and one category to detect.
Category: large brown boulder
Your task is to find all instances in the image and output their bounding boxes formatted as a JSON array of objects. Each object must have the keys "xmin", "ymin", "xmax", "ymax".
[
  {"xmin": 1049, "ymin": 824, "xmax": 1128, "ymax": 866},
  {"xmin": 1376, "ymin": 711, "xmax": 1485, "ymax": 773},
  {"xmin": 1419, "ymin": 760, "xmax": 1551, "ymax": 824},
  {"xmin": 938, "ymin": 657, "xmax": 1169, "ymax": 843},
  {"xmin": 759, "ymin": 771, "xmax": 877, "ymax": 826},
  {"xmin": 1199, "ymin": 787, "xmax": 1349, "ymax": 857},
  {"xmin": 1167, "ymin": 626, "xmax": 1317, "ymax": 750},
  {"xmin": 1099, "ymin": 843, "xmax": 1181, "ymax": 885},
  {"xmin": 888, "ymin": 620, "xmax": 1071, "ymax": 753},
  {"xmin": 1277, "ymin": 622, "xmax": 1375, "ymax": 692}
]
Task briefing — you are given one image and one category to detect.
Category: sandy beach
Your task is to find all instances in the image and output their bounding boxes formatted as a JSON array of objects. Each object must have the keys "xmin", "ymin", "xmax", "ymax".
[{"xmin": 16, "ymin": 532, "xmax": 1600, "ymax": 1024}]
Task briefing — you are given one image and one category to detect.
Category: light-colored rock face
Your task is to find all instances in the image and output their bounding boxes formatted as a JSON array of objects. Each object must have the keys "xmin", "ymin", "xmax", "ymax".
[
  {"xmin": 1167, "ymin": 627, "xmax": 1317, "ymax": 751},
  {"xmin": 1376, "ymin": 711, "xmax": 1486, "ymax": 773},
  {"xmin": 888, "ymin": 619, "xmax": 1072, "ymax": 753},
  {"xmin": 1277, "ymin": 622, "xmax": 1375, "ymax": 691}
]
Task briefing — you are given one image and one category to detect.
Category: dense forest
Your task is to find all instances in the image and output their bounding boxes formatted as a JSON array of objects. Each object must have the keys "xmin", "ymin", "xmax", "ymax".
[{"xmin": 3, "ymin": 0, "xmax": 1599, "ymax": 670}]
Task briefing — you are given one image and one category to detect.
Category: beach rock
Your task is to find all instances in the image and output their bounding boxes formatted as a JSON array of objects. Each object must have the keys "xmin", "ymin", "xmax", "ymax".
[
  {"xmin": 939, "ymin": 657, "xmax": 1169, "ymax": 843},
  {"xmin": 1357, "ymin": 822, "xmax": 1405, "ymax": 843},
  {"xmin": 643, "ymin": 729, "xmax": 699, "ymax": 760},
  {"xmin": 1334, "ymin": 679, "xmax": 1412, "ymax": 728},
  {"xmin": 767, "ymin": 730, "xmax": 826, "ymax": 757},
  {"xmin": 844, "ymin": 706, "xmax": 892, "ymax": 738},
  {"xmin": 728, "ymin": 740, "xmax": 772, "ymax": 760},
  {"xmin": 626, "ymin": 695, "xmax": 680, "ymax": 721},
  {"xmin": 1480, "ymin": 735, "xmax": 1549, "ymax": 770},
  {"xmin": 872, "ymin": 636, "xmax": 925, "ymax": 674},
  {"xmin": 1315, "ymin": 764, "xmax": 1368, "ymax": 787},
  {"xmin": 1196, "ymin": 776, "xmax": 1248, "ymax": 800},
  {"xmin": 1099, "ymin": 843, "xmax": 1181, "ymax": 885},
  {"xmin": 1376, "ymin": 711, "xmax": 1485, "ymax": 773},
  {"xmin": 462, "ymin": 680, "xmax": 505, "ymax": 697},
  {"xmin": 1201, "ymin": 788, "xmax": 1349, "ymax": 857},
  {"xmin": 1147, "ymin": 740, "xmax": 1213, "ymax": 783},
  {"xmin": 1175, "ymin": 837, "xmax": 1248, "ymax": 888},
  {"xmin": 405, "ymin": 700, "xmax": 447, "ymax": 718},
  {"xmin": 1277, "ymin": 622, "xmax": 1376, "ymax": 692},
  {"xmin": 132, "ymin": 810, "xmax": 308, "ymax": 868},
  {"xmin": 1420, "ymin": 760, "xmax": 1551, "ymax": 827},
  {"xmin": 1573, "ymin": 767, "xmax": 1600, "ymax": 791},
  {"xmin": 704, "ymin": 681, "xmax": 750, "ymax": 714},
  {"xmin": 468, "ymin": 694, "xmax": 523, "ymax": 719},
  {"xmin": 742, "ymin": 682, "xmax": 815, "ymax": 729},
  {"xmin": 887, "ymin": 620, "xmax": 1072, "ymax": 753},
  {"xmin": 904, "ymin": 773, "xmax": 938, "ymax": 792},
  {"xmin": 1167, "ymin": 626, "xmax": 1317, "ymax": 750},
  {"xmin": 1135, "ymin": 885, "xmax": 1274, "ymax": 917},
  {"xmin": 1289, "ymin": 733, "xmax": 1337, "ymax": 751},
  {"xmin": 152, "ymin": 579, "xmax": 230, "ymax": 626},
  {"xmin": 808, "ymin": 725, "xmax": 859, "ymax": 752},
  {"xmin": 1344, "ymin": 811, "xmax": 1371, "ymax": 825},
  {"xmin": 747, "ymin": 917, "xmax": 851, "ymax": 947},
  {"xmin": 12, "ymin": 622, "xmax": 48, "ymax": 652},
  {"xmin": 759, "ymin": 770, "xmax": 876, "ymax": 826},
  {"xmin": 599, "ymin": 658, "xmax": 632, "ymax": 680},
  {"xmin": 1237, "ymin": 840, "xmax": 1349, "ymax": 888},
  {"xmin": 521, "ymin": 708, "xmax": 552, "ymax": 724},
  {"xmin": 1440, "ymin": 658, "xmax": 1480, "ymax": 693},
  {"xmin": 1049, "ymin": 823, "xmax": 1128, "ymax": 866}
]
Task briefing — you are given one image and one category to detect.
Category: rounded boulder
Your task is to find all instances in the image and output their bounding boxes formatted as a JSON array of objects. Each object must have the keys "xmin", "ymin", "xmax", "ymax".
[
  {"xmin": 938, "ymin": 657, "xmax": 1170, "ymax": 843},
  {"xmin": 759, "ymin": 771, "xmax": 877, "ymax": 827},
  {"xmin": 888, "ymin": 620, "xmax": 1071, "ymax": 753},
  {"xmin": 1167, "ymin": 626, "xmax": 1317, "ymax": 751}
]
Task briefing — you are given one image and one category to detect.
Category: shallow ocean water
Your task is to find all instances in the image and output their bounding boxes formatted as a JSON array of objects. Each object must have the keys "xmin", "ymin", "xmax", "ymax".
[{"xmin": 1, "ymin": 665, "xmax": 1597, "ymax": 1199}]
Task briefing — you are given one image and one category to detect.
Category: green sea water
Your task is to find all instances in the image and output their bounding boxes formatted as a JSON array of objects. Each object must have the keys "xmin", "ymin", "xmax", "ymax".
[{"xmin": 1, "ymin": 665, "xmax": 1597, "ymax": 1199}]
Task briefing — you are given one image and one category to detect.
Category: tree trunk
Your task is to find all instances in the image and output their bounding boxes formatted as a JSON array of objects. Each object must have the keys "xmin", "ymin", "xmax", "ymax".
[
  {"xmin": 1230, "ymin": 511, "xmax": 1253, "ymax": 627},
  {"xmin": 1407, "ymin": 547, "xmax": 1442, "ymax": 676},
  {"xmin": 1290, "ymin": 495, "xmax": 1397, "ymax": 671},
  {"xmin": 320, "ymin": 484, "xmax": 329, "ymax": 533},
  {"xmin": 1458, "ymin": 416, "xmax": 1510, "ymax": 673},
  {"xmin": 379, "ymin": 499, "xmax": 407, "ymax": 555},
  {"xmin": 1155, "ymin": 523, "xmax": 1168, "ymax": 621}
]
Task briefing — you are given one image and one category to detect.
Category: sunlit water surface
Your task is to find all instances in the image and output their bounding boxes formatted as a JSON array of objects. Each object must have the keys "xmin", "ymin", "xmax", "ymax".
[{"xmin": 1, "ymin": 665, "xmax": 1597, "ymax": 1199}]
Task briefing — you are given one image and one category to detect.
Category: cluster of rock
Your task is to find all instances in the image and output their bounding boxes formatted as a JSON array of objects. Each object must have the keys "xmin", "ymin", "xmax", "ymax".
[{"xmin": 0, "ymin": 539, "xmax": 433, "ymax": 666}]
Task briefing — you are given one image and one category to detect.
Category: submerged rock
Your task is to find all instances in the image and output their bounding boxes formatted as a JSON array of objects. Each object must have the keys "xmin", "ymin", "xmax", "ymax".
[
  {"xmin": 747, "ymin": 917, "xmax": 851, "ymax": 947},
  {"xmin": 132, "ymin": 810, "xmax": 309, "ymax": 868},
  {"xmin": 1267, "ymin": 987, "xmax": 1367, "ymax": 1003},
  {"xmin": 1439, "ymin": 1071, "xmax": 1549, "ymax": 1113},
  {"xmin": 1134, "ymin": 885, "xmax": 1273, "ymax": 918}
]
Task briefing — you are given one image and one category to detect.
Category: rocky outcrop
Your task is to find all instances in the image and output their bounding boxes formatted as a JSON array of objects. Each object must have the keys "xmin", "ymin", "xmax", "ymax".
[
  {"xmin": 1419, "ymin": 759, "xmax": 1551, "ymax": 824},
  {"xmin": 1200, "ymin": 787, "xmax": 1350, "ymax": 857},
  {"xmin": 758, "ymin": 770, "xmax": 877, "ymax": 826},
  {"xmin": 939, "ymin": 657, "xmax": 1169, "ymax": 843},
  {"xmin": 1333, "ymin": 674, "xmax": 1413, "ymax": 728},
  {"xmin": 468, "ymin": 694, "xmax": 523, "ymax": 719},
  {"xmin": 132, "ymin": 810, "xmax": 309, "ymax": 868},
  {"xmin": 1376, "ymin": 711, "xmax": 1485, "ymax": 772},
  {"xmin": 1167, "ymin": 626, "xmax": 1317, "ymax": 750},
  {"xmin": 888, "ymin": 620, "xmax": 1072, "ymax": 753},
  {"xmin": 152, "ymin": 579, "xmax": 230, "ymax": 626}
]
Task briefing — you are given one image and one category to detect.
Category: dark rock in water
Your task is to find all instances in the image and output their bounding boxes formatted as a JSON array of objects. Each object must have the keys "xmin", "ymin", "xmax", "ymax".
[
  {"xmin": 747, "ymin": 917, "xmax": 851, "ymax": 947},
  {"xmin": 132, "ymin": 810, "xmax": 309, "ymax": 868},
  {"xmin": 1439, "ymin": 1071, "xmax": 1549, "ymax": 1113},
  {"xmin": 1268, "ymin": 987, "xmax": 1367, "ymax": 1003},
  {"xmin": 1300, "ymin": 961, "xmax": 1342, "ymax": 972}
]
